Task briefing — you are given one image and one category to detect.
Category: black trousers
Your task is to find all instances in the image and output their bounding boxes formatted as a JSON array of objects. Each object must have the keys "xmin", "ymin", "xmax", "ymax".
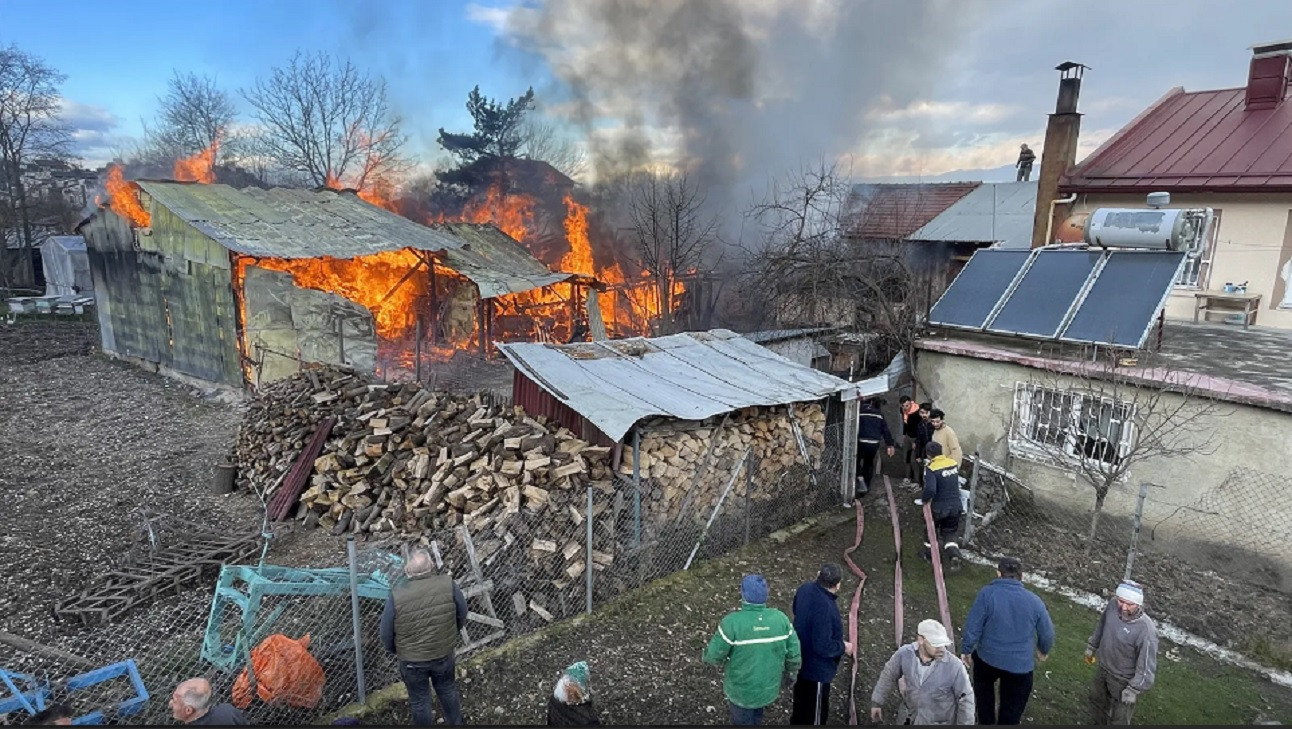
[
  {"xmin": 790, "ymin": 676, "xmax": 831, "ymax": 725},
  {"xmin": 856, "ymin": 443, "xmax": 879, "ymax": 494},
  {"xmin": 972, "ymin": 653, "xmax": 1034, "ymax": 725}
]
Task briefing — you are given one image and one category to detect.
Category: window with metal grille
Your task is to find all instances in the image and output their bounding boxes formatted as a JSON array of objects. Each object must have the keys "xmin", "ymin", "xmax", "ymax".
[
  {"xmin": 1175, "ymin": 209, "xmax": 1220, "ymax": 289},
  {"xmin": 1010, "ymin": 383, "xmax": 1135, "ymax": 466}
]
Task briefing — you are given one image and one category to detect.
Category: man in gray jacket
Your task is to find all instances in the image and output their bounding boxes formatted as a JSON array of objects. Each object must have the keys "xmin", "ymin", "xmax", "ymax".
[
  {"xmin": 381, "ymin": 548, "xmax": 469, "ymax": 726},
  {"xmin": 1085, "ymin": 580, "xmax": 1158, "ymax": 725},
  {"xmin": 871, "ymin": 619, "xmax": 975, "ymax": 725}
]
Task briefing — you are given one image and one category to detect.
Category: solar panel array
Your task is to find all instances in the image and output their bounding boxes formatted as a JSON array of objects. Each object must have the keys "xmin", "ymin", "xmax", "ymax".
[{"xmin": 928, "ymin": 247, "xmax": 1187, "ymax": 349}]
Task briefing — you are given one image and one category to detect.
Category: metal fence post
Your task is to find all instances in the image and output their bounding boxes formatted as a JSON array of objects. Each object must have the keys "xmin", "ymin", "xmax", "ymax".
[
  {"xmin": 632, "ymin": 428, "xmax": 642, "ymax": 547},
  {"xmin": 1123, "ymin": 482, "xmax": 1150, "ymax": 582},
  {"xmin": 585, "ymin": 486, "xmax": 594, "ymax": 614},
  {"xmin": 963, "ymin": 449, "xmax": 980, "ymax": 545},
  {"xmin": 346, "ymin": 534, "xmax": 367, "ymax": 705},
  {"xmin": 743, "ymin": 456, "xmax": 753, "ymax": 546}
]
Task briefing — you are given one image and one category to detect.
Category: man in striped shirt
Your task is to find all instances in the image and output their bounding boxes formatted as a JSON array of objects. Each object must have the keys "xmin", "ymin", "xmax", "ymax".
[{"xmin": 704, "ymin": 574, "xmax": 803, "ymax": 725}]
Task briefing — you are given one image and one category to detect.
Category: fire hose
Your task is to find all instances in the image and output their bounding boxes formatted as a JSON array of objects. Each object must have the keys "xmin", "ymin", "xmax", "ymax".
[
  {"xmin": 843, "ymin": 499, "xmax": 866, "ymax": 725},
  {"xmin": 921, "ymin": 501, "xmax": 956, "ymax": 648}
]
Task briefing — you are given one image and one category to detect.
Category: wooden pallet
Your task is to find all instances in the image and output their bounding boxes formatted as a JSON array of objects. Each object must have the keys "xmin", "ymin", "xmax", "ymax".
[{"xmin": 54, "ymin": 530, "xmax": 262, "ymax": 627}]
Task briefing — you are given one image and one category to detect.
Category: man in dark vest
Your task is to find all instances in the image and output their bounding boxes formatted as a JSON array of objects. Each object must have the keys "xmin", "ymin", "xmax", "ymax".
[{"xmin": 381, "ymin": 548, "xmax": 469, "ymax": 726}]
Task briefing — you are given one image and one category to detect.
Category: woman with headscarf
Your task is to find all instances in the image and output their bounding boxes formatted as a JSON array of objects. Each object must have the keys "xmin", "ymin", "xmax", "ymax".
[{"xmin": 547, "ymin": 660, "xmax": 601, "ymax": 726}]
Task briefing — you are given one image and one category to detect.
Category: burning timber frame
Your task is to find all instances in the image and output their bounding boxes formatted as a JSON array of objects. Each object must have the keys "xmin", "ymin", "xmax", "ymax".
[{"xmin": 77, "ymin": 180, "xmax": 582, "ymax": 388}]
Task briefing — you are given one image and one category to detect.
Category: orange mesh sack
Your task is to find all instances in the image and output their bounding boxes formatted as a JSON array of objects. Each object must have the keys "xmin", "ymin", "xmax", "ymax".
[{"xmin": 232, "ymin": 633, "xmax": 326, "ymax": 710}]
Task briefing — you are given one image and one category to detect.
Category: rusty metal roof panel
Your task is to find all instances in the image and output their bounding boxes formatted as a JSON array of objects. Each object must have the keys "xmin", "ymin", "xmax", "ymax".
[
  {"xmin": 498, "ymin": 329, "xmax": 855, "ymax": 441},
  {"xmin": 134, "ymin": 181, "xmax": 568, "ymax": 297},
  {"xmin": 843, "ymin": 182, "xmax": 980, "ymax": 239}
]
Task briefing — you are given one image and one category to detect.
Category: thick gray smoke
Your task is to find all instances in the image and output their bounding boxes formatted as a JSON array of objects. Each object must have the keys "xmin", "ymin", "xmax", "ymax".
[{"xmin": 497, "ymin": 0, "xmax": 988, "ymax": 231}]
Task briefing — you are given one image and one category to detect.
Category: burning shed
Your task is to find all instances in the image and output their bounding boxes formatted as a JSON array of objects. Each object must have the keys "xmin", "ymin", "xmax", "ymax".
[
  {"xmin": 77, "ymin": 180, "xmax": 575, "ymax": 388},
  {"xmin": 499, "ymin": 330, "xmax": 865, "ymax": 511}
]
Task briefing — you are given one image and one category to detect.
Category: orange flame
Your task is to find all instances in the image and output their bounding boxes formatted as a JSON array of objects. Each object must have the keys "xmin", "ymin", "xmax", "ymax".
[
  {"xmin": 173, "ymin": 139, "xmax": 218, "ymax": 183},
  {"xmin": 559, "ymin": 194, "xmax": 594, "ymax": 276},
  {"xmin": 104, "ymin": 164, "xmax": 150, "ymax": 227}
]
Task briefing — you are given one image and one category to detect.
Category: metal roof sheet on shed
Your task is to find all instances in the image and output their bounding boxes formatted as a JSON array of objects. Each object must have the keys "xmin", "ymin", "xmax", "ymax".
[
  {"xmin": 131, "ymin": 181, "xmax": 570, "ymax": 298},
  {"xmin": 908, "ymin": 181, "xmax": 1037, "ymax": 248},
  {"xmin": 498, "ymin": 329, "xmax": 855, "ymax": 441}
]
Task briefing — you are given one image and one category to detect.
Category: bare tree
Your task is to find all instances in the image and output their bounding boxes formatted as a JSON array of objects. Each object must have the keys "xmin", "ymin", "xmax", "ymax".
[
  {"xmin": 146, "ymin": 71, "xmax": 240, "ymax": 165},
  {"xmin": 0, "ymin": 44, "xmax": 71, "ymax": 289},
  {"xmin": 242, "ymin": 51, "xmax": 408, "ymax": 188},
  {"xmin": 517, "ymin": 117, "xmax": 587, "ymax": 181},
  {"xmin": 1010, "ymin": 349, "xmax": 1225, "ymax": 553},
  {"xmin": 625, "ymin": 169, "xmax": 718, "ymax": 335},
  {"xmin": 742, "ymin": 160, "xmax": 940, "ymax": 380}
]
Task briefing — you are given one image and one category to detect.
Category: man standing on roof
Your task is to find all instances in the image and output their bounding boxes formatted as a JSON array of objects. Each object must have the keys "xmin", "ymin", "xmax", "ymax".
[
  {"xmin": 856, "ymin": 397, "xmax": 896, "ymax": 499},
  {"xmin": 870, "ymin": 619, "xmax": 975, "ymax": 725},
  {"xmin": 704, "ymin": 574, "xmax": 803, "ymax": 725},
  {"xmin": 1016, "ymin": 144, "xmax": 1036, "ymax": 182},
  {"xmin": 1085, "ymin": 581, "xmax": 1159, "ymax": 725}
]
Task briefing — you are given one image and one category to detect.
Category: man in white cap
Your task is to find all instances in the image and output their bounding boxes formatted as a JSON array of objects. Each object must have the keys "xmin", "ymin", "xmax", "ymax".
[
  {"xmin": 870, "ymin": 619, "xmax": 975, "ymax": 725},
  {"xmin": 1085, "ymin": 580, "xmax": 1158, "ymax": 725}
]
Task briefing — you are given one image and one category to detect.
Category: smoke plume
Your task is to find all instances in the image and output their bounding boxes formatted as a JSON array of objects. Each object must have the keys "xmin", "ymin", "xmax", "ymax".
[{"xmin": 494, "ymin": 0, "xmax": 988, "ymax": 230}]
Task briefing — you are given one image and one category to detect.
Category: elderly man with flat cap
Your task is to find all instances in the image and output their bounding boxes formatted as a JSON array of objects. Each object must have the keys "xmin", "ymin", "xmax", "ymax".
[{"xmin": 1085, "ymin": 580, "xmax": 1159, "ymax": 725}]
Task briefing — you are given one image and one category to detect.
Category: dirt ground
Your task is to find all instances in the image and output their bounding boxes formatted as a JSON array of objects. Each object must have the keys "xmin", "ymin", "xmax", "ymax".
[
  {"xmin": 355, "ymin": 489, "xmax": 1292, "ymax": 726},
  {"xmin": 0, "ymin": 319, "xmax": 261, "ymax": 640}
]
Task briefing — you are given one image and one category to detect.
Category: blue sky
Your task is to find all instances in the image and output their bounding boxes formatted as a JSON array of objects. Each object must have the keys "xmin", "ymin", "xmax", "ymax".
[
  {"xmin": 7, "ymin": 0, "xmax": 1292, "ymax": 183},
  {"xmin": 2, "ymin": 0, "xmax": 533, "ymax": 166}
]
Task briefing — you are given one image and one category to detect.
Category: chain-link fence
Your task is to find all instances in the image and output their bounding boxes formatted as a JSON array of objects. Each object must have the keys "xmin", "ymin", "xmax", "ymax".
[
  {"xmin": 961, "ymin": 456, "xmax": 1292, "ymax": 669},
  {"xmin": 2, "ymin": 416, "xmax": 848, "ymax": 726}
]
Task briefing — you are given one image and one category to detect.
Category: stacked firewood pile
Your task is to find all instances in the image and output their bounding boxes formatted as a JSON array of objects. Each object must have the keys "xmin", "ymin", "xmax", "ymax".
[
  {"xmin": 619, "ymin": 403, "xmax": 826, "ymax": 522},
  {"xmin": 235, "ymin": 366, "xmax": 624, "ymax": 591}
]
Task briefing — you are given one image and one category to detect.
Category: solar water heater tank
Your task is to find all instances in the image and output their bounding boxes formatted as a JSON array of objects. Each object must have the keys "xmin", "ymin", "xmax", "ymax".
[{"xmin": 1083, "ymin": 206, "xmax": 1214, "ymax": 255}]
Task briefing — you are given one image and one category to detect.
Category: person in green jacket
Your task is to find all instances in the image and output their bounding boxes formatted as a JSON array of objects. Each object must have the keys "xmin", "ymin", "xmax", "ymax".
[{"xmin": 704, "ymin": 573, "xmax": 803, "ymax": 725}]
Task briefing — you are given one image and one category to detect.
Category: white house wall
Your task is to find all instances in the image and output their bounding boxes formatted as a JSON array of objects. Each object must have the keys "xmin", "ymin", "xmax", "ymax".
[{"xmin": 917, "ymin": 348, "xmax": 1292, "ymax": 577}]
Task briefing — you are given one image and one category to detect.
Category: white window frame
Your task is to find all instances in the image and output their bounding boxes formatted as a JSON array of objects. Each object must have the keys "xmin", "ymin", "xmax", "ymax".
[
  {"xmin": 1009, "ymin": 382, "xmax": 1137, "ymax": 468},
  {"xmin": 1174, "ymin": 209, "xmax": 1220, "ymax": 290}
]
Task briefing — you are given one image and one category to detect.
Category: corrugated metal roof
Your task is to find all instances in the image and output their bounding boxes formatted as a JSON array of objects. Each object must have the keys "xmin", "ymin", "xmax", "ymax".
[
  {"xmin": 498, "ymin": 329, "xmax": 855, "ymax": 441},
  {"xmin": 1062, "ymin": 84, "xmax": 1292, "ymax": 193},
  {"xmin": 909, "ymin": 182, "xmax": 1037, "ymax": 248},
  {"xmin": 741, "ymin": 326, "xmax": 839, "ymax": 344},
  {"xmin": 134, "ymin": 181, "xmax": 570, "ymax": 298},
  {"xmin": 843, "ymin": 182, "xmax": 980, "ymax": 239}
]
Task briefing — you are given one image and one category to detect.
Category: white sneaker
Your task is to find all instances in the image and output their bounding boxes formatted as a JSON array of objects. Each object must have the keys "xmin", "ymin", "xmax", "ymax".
[{"xmin": 913, "ymin": 498, "xmax": 924, "ymax": 506}]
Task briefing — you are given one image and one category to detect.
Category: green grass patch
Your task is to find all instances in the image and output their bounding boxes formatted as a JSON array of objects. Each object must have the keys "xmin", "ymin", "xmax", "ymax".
[{"xmin": 898, "ymin": 544, "xmax": 1291, "ymax": 724}]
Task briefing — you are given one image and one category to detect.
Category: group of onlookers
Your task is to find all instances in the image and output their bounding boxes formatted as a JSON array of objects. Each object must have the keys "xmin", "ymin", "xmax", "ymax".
[{"xmin": 702, "ymin": 559, "xmax": 1158, "ymax": 726}]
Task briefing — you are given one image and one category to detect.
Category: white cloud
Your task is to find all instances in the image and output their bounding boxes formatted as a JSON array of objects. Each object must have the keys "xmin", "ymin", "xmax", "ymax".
[
  {"xmin": 867, "ymin": 99, "xmax": 1024, "ymax": 125},
  {"xmin": 465, "ymin": 2, "xmax": 518, "ymax": 33}
]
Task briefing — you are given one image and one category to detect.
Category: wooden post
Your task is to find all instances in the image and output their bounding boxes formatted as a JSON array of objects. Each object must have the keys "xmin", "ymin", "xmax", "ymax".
[
  {"xmin": 963, "ymin": 449, "xmax": 980, "ymax": 545},
  {"xmin": 632, "ymin": 428, "xmax": 642, "ymax": 548},
  {"xmin": 1123, "ymin": 482, "xmax": 1151, "ymax": 582},
  {"xmin": 476, "ymin": 295, "xmax": 486, "ymax": 358},
  {"xmin": 427, "ymin": 257, "xmax": 439, "ymax": 346},
  {"xmin": 415, "ymin": 314, "xmax": 423, "ymax": 383}
]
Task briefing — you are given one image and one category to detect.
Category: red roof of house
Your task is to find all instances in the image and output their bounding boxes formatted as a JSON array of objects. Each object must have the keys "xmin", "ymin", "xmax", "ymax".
[
  {"xmin": 1062, "ymin": 85, "xmax": 1292, "ymax": 193},
  {"xmin": 843, "ymin": 182, "xmax": 980, "ymax": 239}
]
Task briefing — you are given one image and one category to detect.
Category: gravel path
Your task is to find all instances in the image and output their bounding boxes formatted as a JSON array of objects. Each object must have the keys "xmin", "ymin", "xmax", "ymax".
[{"xmin": 0, "ymin": 320, "xmax": 257, "ymax": 641}]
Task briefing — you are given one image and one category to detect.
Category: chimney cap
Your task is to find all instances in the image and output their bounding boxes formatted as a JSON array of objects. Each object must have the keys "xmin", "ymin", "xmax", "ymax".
[
  {"xmin": 1055, "ymin": 61, "xmax": 1090, "ymax": 72},
  {"xmin": 1251, "ymin": 39, "xmax": 1292, "ymax": 57}
]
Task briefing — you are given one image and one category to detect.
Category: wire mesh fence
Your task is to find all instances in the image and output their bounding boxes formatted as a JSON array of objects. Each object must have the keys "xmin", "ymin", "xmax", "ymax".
[
  {"xmin": 1, "ymin": 417, "xmax": 848, "ymax": 726},
  {"xmin": 961, "ymin": 456, "xmax": 1292, "ymax": 666}
]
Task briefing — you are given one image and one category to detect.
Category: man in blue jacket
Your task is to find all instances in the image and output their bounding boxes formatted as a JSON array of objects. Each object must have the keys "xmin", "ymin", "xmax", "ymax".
[
  {"xmin": 790, "ymin": 563, "xmax": 854, "ymax": 725},
  {"xmin": 960, "ymin": 557, "xmax": 1055, "ymax": 725},
  {"xmin": 856, "ymin": 398, "xmax": 896, "ymax": 499}
]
